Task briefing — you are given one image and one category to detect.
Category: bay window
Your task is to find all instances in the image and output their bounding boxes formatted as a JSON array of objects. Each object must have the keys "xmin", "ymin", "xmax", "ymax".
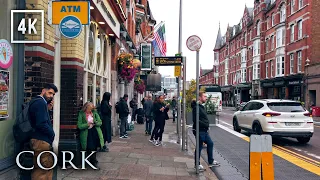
[
  {"xmin": 253, "ymin": 63, "xmax": 260, "ymax": 80},
  {"xmin": 276, "ymin": 56, "xmax": 285, "ymax": 76}
]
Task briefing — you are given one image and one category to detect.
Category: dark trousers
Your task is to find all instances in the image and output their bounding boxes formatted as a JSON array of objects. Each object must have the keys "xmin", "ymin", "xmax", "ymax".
[
  {"xmin": 131, "ymin": 108, "xmax": 137, "ymax": 121},
  {"xmin": 193, "ymin": 131, "xmax": 214, "ymax": 165},
  {"xmin": 155, "ymin": 121, "xmax": 165, "ymax": 142},
  {"xmin": 145, "ymin": 116, "xmax": 153, "ymax": 134},
  {"xmin": 150, "ymin": 120, "xmax": 159, "ymax": 140},
  {"xmin": 120, "ymin": 116, "xmax": 128, "ymax": 136},
  {"xmin": 105, "ymin": 120, "xmax": 112, "ymax": 143},
  {"xmin": 172, "ymin": 109, "xmax": 176, "ymax": 122}
]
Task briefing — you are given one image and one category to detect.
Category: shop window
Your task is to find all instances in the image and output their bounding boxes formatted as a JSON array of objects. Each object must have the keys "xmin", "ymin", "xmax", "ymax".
[
  {"xmin": 88, "ymin": 73, "xmax": 93, "ymax": 102},
  {"xmin": 88, "ymin": 24, "xmax": 95, "ymax": 68},
  {"xmin": 96, "ymin": 76, "xmax": 101, "ymax": 106},
  {"xmin": 96, "ymin": 33, "xmax": 102, "ymax": 73}
]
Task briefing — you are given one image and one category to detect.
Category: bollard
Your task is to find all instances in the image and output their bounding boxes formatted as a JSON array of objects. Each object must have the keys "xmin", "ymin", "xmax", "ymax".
[{"xmin": 249, "ymin": 135, "xmax": 274, "ymax": 180}]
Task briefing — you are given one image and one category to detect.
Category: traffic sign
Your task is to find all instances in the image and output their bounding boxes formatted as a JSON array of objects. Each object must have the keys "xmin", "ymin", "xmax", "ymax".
[
  {"xmin": 174, "ymin": 66, "xmax": 181, "ymax": 77},
  {"xmin": 59, "ymin": 16, "xmax": 82, "ymax": 39},
  {"xmin": 186, "ymin": 35, "xmax": 202, "ymax": 51},
  {"xmin": 48, "ymin": 1, "xmax": 90, "ymax": 25}
]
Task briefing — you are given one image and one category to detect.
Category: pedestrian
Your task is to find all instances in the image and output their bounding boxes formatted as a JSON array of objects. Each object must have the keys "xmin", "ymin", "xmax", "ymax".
[
  {"xmin": 149, "ymin": 96, "xmax": 159, "ymax": 142},
  {"xmin": 153, "ymin": 95, "xmax": 170, "ymax": 146},
  {"xmin": 171, "ymin": 96, "xmax": 177, "ymax": 123},
  {"xmin": 192, "ymin": 92, "xmax": 220, "ymax": 172},
  {"xmin": 144, "ymin": 95, "xmax": 153, "ymax": 135},
  {"xmin": 28, "ymin": 83, "xmax": 58, "ymax": 180},
  {"xmin": 130, "ymin": 94, "xmax": 138, "ymax": 122},
  {"xmin": 100, "ymin": 92, "xmax": 112, "ymax": 152},
  {"xmin": 77, "ymin": 102, "xmax": 104, "ymax": 169},
  {"xmin": 118, "ymin": 94, "xmax": 130, "ymax": 138}
]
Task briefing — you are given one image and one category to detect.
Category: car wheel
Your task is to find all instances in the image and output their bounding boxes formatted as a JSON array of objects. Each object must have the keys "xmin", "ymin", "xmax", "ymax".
[
  {"xmin": 297, "ymin": 137, "xmax": 311, "ymax": 144},
  {"xmin": 233, "ymin": 117, "xmax": 241, "ymax": 133},
  {"xmin": 253, "ymin": 123, "xmax": 263, "ymax": 135}
]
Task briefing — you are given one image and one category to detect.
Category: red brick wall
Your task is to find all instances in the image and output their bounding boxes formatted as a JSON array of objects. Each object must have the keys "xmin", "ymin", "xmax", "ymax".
[{"xmin": 311, "ymin": 0, "xmax": 320, "ymax": 64}]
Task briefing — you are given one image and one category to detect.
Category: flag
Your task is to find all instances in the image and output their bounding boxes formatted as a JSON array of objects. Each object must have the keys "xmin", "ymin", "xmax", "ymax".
[{"xmin": 152, "ymin": 23, "xmax": 167, "ymax": 57}]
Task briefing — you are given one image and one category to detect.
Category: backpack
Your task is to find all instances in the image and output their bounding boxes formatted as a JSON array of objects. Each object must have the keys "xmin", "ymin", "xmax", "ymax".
[
  {"xmin": 115, "ymin": 101, "xmax": 120, "ymax": 114},
  {"xmin": 13, "ymin": 98, "xmax": 40, "ymax": 143}
]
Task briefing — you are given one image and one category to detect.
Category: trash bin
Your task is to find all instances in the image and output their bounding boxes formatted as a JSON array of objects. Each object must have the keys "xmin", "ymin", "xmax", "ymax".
[{"xmin": 312, "ymin": 106, "xmax": 320, "ymax": 117}]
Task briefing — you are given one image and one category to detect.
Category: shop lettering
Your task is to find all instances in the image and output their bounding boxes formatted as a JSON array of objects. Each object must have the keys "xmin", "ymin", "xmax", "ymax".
[
  {"xmin": 60, "ymin": 6, "xmax": 81, "ymax": 12},
  {"xmin": 16, "ymin": 151, "xmax": 98, "ymax": 170}
]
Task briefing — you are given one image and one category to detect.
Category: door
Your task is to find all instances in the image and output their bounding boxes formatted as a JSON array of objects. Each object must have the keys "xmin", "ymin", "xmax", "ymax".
[
  {"xmin": 238, "ymin": 102, "xmax": 253, "ymax": 128},
  {"xmin": 244, "ymin": 102, "xmax": 264, "ymax": 128}
]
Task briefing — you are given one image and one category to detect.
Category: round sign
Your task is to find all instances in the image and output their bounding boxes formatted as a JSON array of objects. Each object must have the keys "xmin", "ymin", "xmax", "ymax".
[
  {"xmin": 0, "ymin": 39, "xmax": 13, "ymax": 69},
  {"xmin": 59, "ymin": 15, "xmax": 82, "ymax": 39},
  {"xmin": 186, "ymin": 35, "xmax": 202, "ymax": 51}
]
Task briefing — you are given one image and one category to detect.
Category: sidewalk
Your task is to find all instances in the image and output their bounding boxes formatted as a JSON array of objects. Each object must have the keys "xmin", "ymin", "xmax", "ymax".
[{"xmin": 58, "ymin": 120, "xmax": 218, "ymax": 180}]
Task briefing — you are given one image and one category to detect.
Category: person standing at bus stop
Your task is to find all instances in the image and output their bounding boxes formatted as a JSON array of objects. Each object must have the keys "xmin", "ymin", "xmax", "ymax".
[{"xmin": 192, "ymin": 92, "xmax": 220, "ymax": 171}]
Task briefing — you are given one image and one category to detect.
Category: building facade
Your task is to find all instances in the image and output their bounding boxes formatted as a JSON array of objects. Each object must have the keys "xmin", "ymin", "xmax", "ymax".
[
  {"xmin": 200, "ymin": 0, "xmax": 317, "ymax": 108},
  {"xmin": 0, "ymin": 0, "xmax": 157, "ymax": 174}
]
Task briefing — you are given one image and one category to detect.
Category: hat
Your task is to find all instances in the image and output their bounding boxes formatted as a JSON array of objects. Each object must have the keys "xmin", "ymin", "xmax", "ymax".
[{"xmin": 124, "ymin": 94, "xmax": 128, "ymax": 98}]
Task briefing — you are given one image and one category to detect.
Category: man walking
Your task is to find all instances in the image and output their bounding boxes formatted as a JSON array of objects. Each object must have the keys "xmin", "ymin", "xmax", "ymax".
[
  {"xmin": 171, "ymin": 96, "xmax": 177, "ymax": 123},
  {"xmin": 192, "ymin": 92, "xmax": 220, "ymax": 171},
  {"xmin": 118, "ymin": 94, "xmax": 130, "ymax": 138},
  {"xmin": 143, "ymin": 95, "xmax": 153, "ymax": 135},
  {"xmin": 130, "ymin": 94, "xmax": 138, "ymax": 122},
  {"xmin": 29, "ymin": 83, "xmax": 58, "ymax": 180}
]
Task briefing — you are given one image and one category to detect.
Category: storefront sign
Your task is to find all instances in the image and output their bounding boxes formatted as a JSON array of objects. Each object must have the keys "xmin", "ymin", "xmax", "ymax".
[
  {"xmin": 49, "ymin": 1, "xmax": 90, "ymax": 25},
  {"xmin": 59, "ymin": 16, "xmax": 83, "ymax": 39},
  {"xmin": 0, "ymin": 40, "xmax": 13, "ymax": 69},
  {"xmin": 154, "ymin": 57, "xmax": 183, "ymax": 66},
  {"xmin": 274, "ymin": 81, "xmax": 285, "ymax": 86},
  {"xmin": 262, "ymin": 82, "xmax": 273, "ymax": 87},
  {"xmin": 288, "ymin": 80, "xmax": 303, "ymax": 85},
  {"xmin": 0, "ymin": 70, "xmax": 9, "ymax": 119},
  {"xmin": 141, "ymin": 43, "xmax": 152, "ymax": 71},
  {"xmin": 92, "ymin": 0, "xmax": 120, "ymax": 37}
]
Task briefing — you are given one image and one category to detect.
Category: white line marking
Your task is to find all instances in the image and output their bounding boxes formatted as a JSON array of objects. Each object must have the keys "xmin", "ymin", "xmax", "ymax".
[{"xmin": 216, "ymin": 124, "xmax": 247, "ymax": 138}]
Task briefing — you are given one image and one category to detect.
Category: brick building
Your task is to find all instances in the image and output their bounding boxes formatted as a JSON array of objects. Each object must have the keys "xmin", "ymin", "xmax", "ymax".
[
  {"xmin": 200, "ymin": 0, "xmax": 318, "ymax": 107},
  {"xmin": 0, "ymin": 0, "xmax": 156, "ymax": 173}
]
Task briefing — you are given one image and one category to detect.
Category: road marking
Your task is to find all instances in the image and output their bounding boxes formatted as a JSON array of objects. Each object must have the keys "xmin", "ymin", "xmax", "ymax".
[{"xmin": 216, "ymin": 122, "xmax": 320, "ymax": 176}]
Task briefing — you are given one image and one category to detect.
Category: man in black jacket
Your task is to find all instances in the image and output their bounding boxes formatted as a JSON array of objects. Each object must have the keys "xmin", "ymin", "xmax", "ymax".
[
  {"xmin": 118, "ymin": 94, "xmax": 130, "ymax": 138},
  {"xmin": 192, "ymin": 92, "xmax": 220, "ymax": 172},
  {"xmin": 171, "ymin": 97, "xmax": 177, "ymax": 123},
  {"xmin": 29, "ymin": 83, "xmax": 58, "ymax": 180}
]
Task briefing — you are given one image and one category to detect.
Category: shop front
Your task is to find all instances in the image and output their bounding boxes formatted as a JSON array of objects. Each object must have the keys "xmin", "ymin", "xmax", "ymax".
[
  {"xmin": 260, "ymin": 75, "xmax": 303, "ymax": 100},
  {"xmin": 234, "ymin": 83, "xmax": 251, "ymax": 103},
  {"xmin": 221, "ymin": 85, "xmax": 234, "ymax": 107}
]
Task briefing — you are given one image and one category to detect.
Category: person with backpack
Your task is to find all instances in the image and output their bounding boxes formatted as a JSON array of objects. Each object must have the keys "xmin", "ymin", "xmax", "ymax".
[
  {"xmin": 28, "ymin": 84, "xmax": 58, "ymax": 179},
  {"xmin": 117, "ymin": 94, "xmax": 130, "ymax": 138},
  {"xmin": 130, "ymin": 94, "xmax": 138, "ymax": 122},
  {"xmin": 100, "ymin": 92, "xmax": 112, "ymax": 152},
  {"xmin": 152, "ymin": 95, "xmax": 170, "ymax": 146}
]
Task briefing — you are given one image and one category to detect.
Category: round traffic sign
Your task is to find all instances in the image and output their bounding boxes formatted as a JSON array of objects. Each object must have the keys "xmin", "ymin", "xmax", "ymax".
[{"xmin": 186, "ymin": 35, "xmax": 202, "ymax": 51}]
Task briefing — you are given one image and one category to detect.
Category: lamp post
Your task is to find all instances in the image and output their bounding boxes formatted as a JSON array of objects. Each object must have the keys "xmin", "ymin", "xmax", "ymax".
[{"xmin": 305, "ymin": 57, "xmax": 310, "ymax": 109}]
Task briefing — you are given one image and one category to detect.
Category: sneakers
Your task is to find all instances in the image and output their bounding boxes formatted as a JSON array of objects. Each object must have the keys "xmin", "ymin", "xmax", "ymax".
[
  {"xmin": 208, "ymin": 160, "xmax": 220, "ymax": 167},
  {"xmin": 194, "ymin": 164, "xmax": 206, "ymax": 172},
  {"xmin": 153, "ymin": 140, "xmax": 161, "ymax": 146},
  {"xmin": 149, "ymin": 139, "xmax": 154, "ymax": 143}
]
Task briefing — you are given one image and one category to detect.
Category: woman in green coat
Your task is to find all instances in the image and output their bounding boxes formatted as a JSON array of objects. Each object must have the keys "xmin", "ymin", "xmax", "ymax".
[{"xmin": 77, "ymin": 102, "xmax": 104, "ymax": 168}]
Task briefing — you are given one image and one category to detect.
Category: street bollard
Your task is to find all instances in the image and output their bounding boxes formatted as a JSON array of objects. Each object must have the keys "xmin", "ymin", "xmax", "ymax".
[{"xmin": 249, "ymin": 135, "xmax": 274, "ymax": 180}]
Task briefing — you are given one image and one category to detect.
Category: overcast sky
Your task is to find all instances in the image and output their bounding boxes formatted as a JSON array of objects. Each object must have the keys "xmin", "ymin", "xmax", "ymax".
[{"xmin": 148, "ymin": 0, "xmax": 254, "ymax": 81}]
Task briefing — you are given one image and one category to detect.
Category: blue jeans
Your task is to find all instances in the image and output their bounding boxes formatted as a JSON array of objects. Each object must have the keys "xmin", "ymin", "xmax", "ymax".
[
  {"xmin": 145, "ymin": 116, "xmax": 153, "ymax": 134},
  {"xmin": 194, "ymin": 131, "xmax": 214, "ymax": 165}
]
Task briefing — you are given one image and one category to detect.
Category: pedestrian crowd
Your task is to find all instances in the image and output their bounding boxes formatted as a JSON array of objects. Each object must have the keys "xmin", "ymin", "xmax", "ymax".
[{"xmin": 15, "ymin": 83, "xmax": 218, "ymax": 180}]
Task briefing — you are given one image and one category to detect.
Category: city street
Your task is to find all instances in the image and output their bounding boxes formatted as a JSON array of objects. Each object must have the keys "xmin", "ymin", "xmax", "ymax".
[{"xmin": 217, "ymin": 107, "xmax": 320, "ymax": 168}]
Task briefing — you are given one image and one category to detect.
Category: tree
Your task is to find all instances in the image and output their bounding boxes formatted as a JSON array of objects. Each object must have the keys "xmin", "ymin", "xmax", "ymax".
[
  {"xmin": 185, "ymin": 79, "xmax": 206, "ymax": 112},
  {"xmin": 204, "ymin": 95, "xmax": 216, "ymax": 114}
]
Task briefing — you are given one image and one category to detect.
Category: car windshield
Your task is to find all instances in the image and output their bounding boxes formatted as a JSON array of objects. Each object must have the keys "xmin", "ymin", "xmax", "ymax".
[{"xmin": 267, "ymin": 102, "xmax": 305, "ymax": 112}]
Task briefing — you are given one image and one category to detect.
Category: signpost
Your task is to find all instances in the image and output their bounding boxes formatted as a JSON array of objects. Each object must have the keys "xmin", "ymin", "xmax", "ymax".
[
  {"xmin": 174, "ymin": 66, "xmax": 181, "ymax": 77},
  {"xmin": 186, "ymin": 35, "xmax": 202, "ymax": 174}
]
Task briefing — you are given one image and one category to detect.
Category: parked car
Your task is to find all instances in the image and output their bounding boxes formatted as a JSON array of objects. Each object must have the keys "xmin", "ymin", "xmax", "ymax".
[{"xmin": 233, "ymin": 99, "xmax": 314, "ymax": 144}]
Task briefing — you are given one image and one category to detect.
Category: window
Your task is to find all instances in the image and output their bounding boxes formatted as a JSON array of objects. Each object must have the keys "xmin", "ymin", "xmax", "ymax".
[
  {"xmin": 282, "ymin": 28, "xmax": 286, "ymax": 45},
  {"xmin": 290, "ymin": 54, "xmax": 294, "ymax": 74},
  {"xmin": 267, "ymin": 17, "xmax": 270, "ymax": 29},
  {"xmin": 241, "ymin": 69, "xmax": 246, "ymax": 82},
  {"xmin": 291, "ymin": 0, "xmax": 295, "ymax": 13},
  {"xmin": 257, "ymin": 21, "xmax": 261, "ymax": 36},
  {"xmin": 298, "ymin": 51, "xmax": 302, "ymax": 72},
  {"xmin": 271, "ymin": 35, "xmax": 274, "ymax": 50},
  {"xmin": 280, "ymin": 5, "xmax": 286, "ymax": 22},
  {"xmin": 266, "ymin": 38, "xmax": 269, "ymax": 52},
  {"xmin": 298, "ymin": 20, "xmax": 302, "ymax": 39},
  {"xmin": 250, "ymin": 30, "xmax": 252, "ymax": 40},
  {"xmin": 244, "ymin": 32, "xmax": 247, "ymax": 44},
  {"xmin": 276, "ymin": 56, "xmax": 285, "ymax": 76},
  {"xmin": 290, "ymin": 24, "xmax": 295, "ymax": 42},
  {"xmin": 272, "ymin": 13, "xmax": 275, "ymax": 26},
  {"xmin": 253, "ymin": 63, "xmax": 260, "ymax": 80},
  {"xmin": 271, "ymin": 60, "xmax": 274, "ymax": 77},
  {"xmin": 299, "ymin": 0, "xmax": 303, "ymax": 9},
  {"xmin": 276, "ymin": 28, "xmax": 285, "ymax": 48},
  {"xmin": 266, "ymin": 62, "xmax": 269, "ymax": 78},
  {"xmin": 276, "ymin": 30, "xmax": 281, "ymax": 47}
]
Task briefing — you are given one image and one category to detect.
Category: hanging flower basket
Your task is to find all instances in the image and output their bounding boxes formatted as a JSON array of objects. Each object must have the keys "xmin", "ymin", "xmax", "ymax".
[
  {"xmin": 117, "ymin": 53, "xmax": 139, "ymax": 83},
  {"xmin": 134, "ymin": 78, "xmax": 145, "ymax": 94}
]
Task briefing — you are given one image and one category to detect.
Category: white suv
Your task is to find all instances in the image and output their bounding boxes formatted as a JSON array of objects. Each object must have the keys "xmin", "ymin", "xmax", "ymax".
[{"xmin": 233, "ymin": 99, "xmax": 314, "ymax": 144}]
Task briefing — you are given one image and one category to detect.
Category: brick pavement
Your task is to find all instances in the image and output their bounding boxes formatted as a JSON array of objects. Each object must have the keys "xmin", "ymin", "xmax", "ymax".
[{"xmin": 57, "ymin": 120, "xmax": 219, "ymax": 180}]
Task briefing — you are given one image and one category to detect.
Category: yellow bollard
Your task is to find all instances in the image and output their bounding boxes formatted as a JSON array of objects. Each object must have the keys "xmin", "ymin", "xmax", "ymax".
[
  {"xmin": 261, "ymin": 135, "xmax": 274, "ymax": 180},
  {"xmin": 250, "ymin": 135, "xmax": 262, "ymax": 180}
]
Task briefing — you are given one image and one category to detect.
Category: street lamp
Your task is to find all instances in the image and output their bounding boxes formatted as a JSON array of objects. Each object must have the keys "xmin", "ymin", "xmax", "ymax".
[{"xmin": 304, "ymin": 57, "xmax": 310, "ymax": 108}]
